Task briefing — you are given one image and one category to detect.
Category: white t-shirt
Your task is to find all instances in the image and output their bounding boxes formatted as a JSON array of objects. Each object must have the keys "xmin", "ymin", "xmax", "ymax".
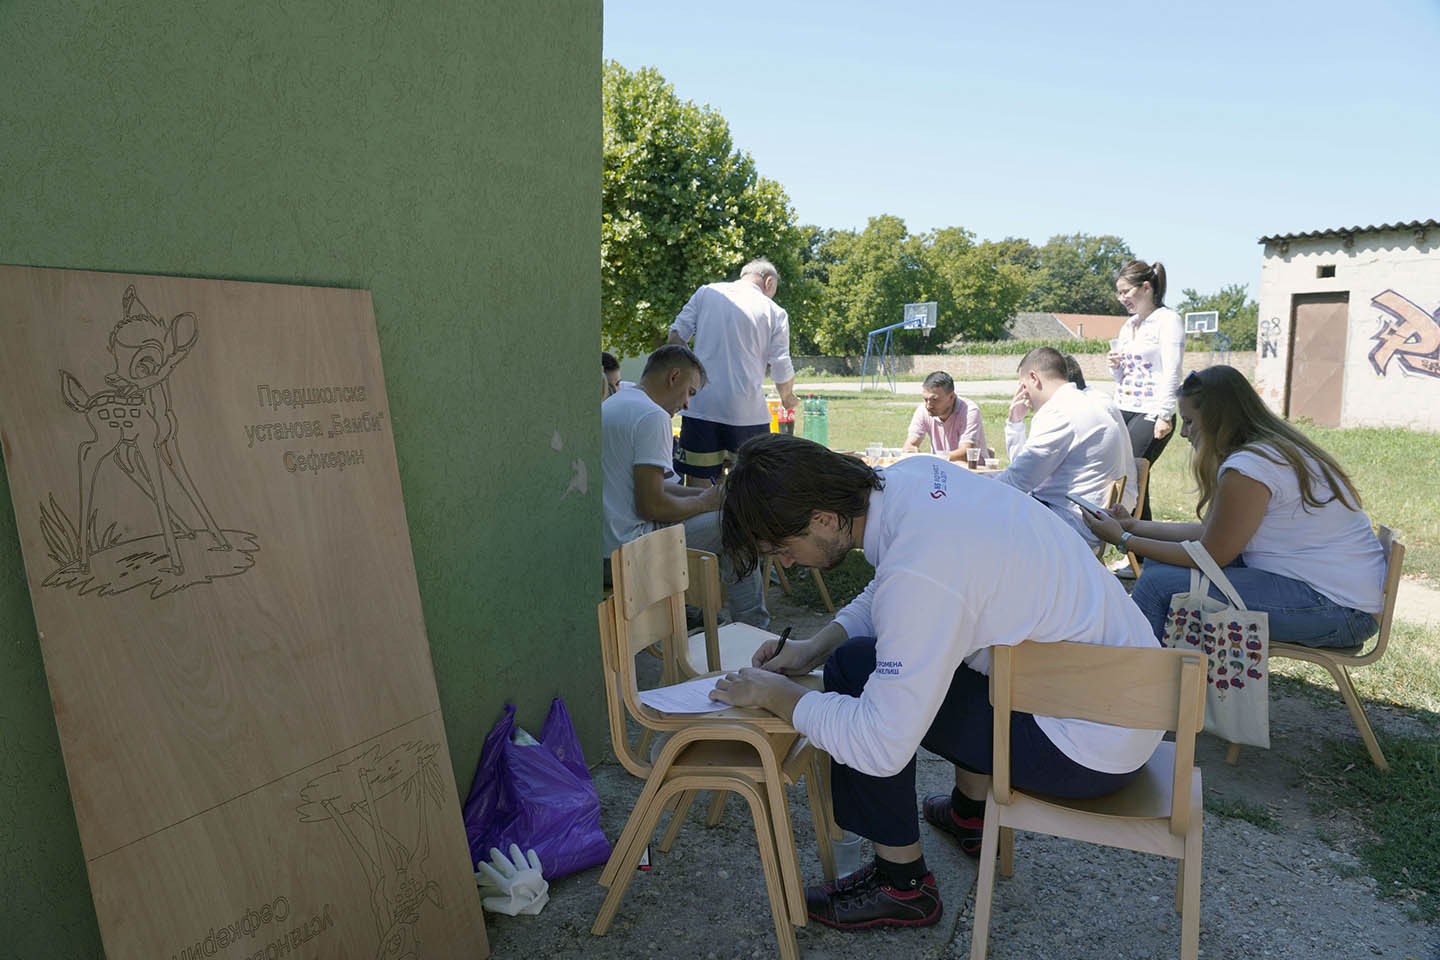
[
  {"xmin": 1112, "ymin": 307, "xmax": 1185, "ymax": 417},
  {"xmin": 999, "ymin": 383, "xmax": 1129, "ymax": 545},
  {"xmin": 1221, "ymin": 446, "xmax": 1385, "ymax": 613},
  {"xmin": 790, "ymin": 456, "xmax": 1163, "ymax": 779},
  {"xmin": 601, "ymin": 386, "xmax": 673, "ymax": 558},
  {"xmin": 669, "ymin": 280, "xmax": 795, "ymax": 426}
]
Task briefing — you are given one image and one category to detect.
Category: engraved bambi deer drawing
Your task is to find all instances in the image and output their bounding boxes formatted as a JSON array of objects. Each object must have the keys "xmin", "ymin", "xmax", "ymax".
[{"xmin": 58, "ymin": 285, "xmax": 231, "ymax": 575}]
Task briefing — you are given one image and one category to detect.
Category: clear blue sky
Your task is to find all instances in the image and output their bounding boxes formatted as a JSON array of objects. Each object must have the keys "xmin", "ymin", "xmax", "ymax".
[{"xmin": 603, "ymin": 0, "xmax": 1440, "ymax": 299}]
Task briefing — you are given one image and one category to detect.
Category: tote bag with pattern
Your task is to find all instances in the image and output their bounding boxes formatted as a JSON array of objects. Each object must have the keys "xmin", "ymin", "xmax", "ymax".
[{"xmin": 1160, "ymin": 540, "xmax": 1270, "ymax": 749}]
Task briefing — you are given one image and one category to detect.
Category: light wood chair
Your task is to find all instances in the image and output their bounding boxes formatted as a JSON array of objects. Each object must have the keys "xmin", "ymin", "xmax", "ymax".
[
  {"xmin": 1226, "ymin": 525, "xmax": 1405, "ymax": 771},
  {"xmin": 761, "ymin": 556, "xmax": 836, "ymax": 614},
  {"xmin": 1123, "ymin": 457, "xmax": 1151, "ymax": 575},
  {"xmin": 594, "ymin": 526, "xmax": 837, "ymax": 959},
  {"xmin": 970, "ymin": 641, "xmax": 1207, "ymax": 960}
]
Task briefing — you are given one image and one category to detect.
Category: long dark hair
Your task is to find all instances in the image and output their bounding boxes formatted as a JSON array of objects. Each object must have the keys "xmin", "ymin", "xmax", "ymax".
[
  {"xmin": 1116, "ymin": 259, "xmax": 1167, "ymax": 307},
  {"xmin": 720, "ymin": 434, "xmax": 883, "ymax": 579},
  {"xmin": 1181, "ymin": 365, "xmax": 1361, "ymax": 518}
]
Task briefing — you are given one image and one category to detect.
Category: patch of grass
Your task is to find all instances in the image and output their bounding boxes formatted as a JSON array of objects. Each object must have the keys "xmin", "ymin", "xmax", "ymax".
[
  {"xmin": 785, "ymin": 550, "xmax": 875, "ymax": 611},
  {"xmin": 1205, "ymin": 791, "xmax": 1283, "ymax": 832},
  {"xmin": 1304, "ymin": 735, "xmax": 1440, "ymax": 922},
  {"xmin": 1267, "ymin": 620, "xmax": 1440, "ymax": 723}
]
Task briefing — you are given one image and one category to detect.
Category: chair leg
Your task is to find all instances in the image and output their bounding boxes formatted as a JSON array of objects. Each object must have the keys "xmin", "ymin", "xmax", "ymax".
[
  {"xmin": 1179, "ymin": 810, "xmax": 1202, "ymax": 960},
  {"xmin": 998, "ymin": 826, "xmax": 1014, "ymax": 878},
  {"xmin": 704, "ymin": 789, "xmax": 729, "ymax": 826},
  {"xmin": 806, "ymin": 753, "xmax": 838, "ymax": 883},
  {"xmin": 1225, "ymin": 742, "xmax": 1241, "ymax": 765},
  {"xmin": 810, "ymin": 567, "xmax": 835, "ymax": 613},
  {"xmin": 593, "ymin": 783, "xmax": 681, "ymax": 935},
  {"xmin": 759, "ymin": 753, "xmax": 808, "ymax": 927},
  {"xmin": 1328, "ymin": 664, "xmax": 1390, "ymax": 771},
  {"xmin": 970, "ymin": 794, "xmax": 1001, "ymax": 960},
  {"xmin": 771, "ymin": 558, "xmax": 793, "ymax": 595},
  {"xmin": 733, "ymin": 780, "xmax": 802, "ymax": 960},
  {"xmin": 659, "ymin": 790, "xmax": 699, "ymax": 852}
]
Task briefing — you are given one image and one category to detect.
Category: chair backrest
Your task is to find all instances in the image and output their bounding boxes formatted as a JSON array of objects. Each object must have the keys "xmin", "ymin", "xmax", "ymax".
[
  {"xmin": 1360, "ymin": 525, "xmax": 1405, "ymax": 665},
  {"xmin": 612, "ymin": 525, "xmax": 689, "ymax": 660},
  {"xmin": 1133, "ymin": 457, "xmax": 1150, "ymax": 506},
  {"xmin": 1104, "ymin": 474, "xmax": 1126, "ymax": 510},
  {"xmin": 685, "ymin": 548, "xmax": 723, "ymax": 673},
  {"xmin": 990, "ymin": 641, "xmax": 1205, "ymax": 835}
]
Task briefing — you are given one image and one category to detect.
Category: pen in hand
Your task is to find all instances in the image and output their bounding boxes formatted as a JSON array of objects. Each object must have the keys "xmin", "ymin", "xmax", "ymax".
[{"xmin": 769, "ymin": 625, "xmax": 793, "ymax": 664}]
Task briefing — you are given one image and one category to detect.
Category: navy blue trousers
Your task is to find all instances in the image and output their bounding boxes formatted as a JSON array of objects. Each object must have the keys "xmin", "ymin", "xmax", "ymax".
[{"xmin": 823, "ymin": 636, "xmax": 1140, "ymax": 846}]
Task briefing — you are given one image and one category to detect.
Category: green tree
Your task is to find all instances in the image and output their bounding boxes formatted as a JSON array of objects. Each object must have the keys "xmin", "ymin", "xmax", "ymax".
[
  {"xmin": 806, "ymin": 216, "xmax": 940, "ymax": 355},
  {"xmin": 923, "ymin": 230, "xmax": 1032, "ymax": 342},
  {"xmin": 1026, "ymin": 233, "xmax": 1134, "ymax": 315},
  {"xmin": 601, "ymin": 62, "xmax": 805, "ymax": 356},
  {"xmin": 1176, "ymin": 283, "xmax": 1259, "ymax": 350}
]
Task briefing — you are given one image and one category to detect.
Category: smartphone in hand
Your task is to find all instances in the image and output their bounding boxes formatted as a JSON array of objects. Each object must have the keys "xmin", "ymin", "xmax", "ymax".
[{"xmin": 1066, "ymin": 493, "xmax": 1107, "ymax": 518}]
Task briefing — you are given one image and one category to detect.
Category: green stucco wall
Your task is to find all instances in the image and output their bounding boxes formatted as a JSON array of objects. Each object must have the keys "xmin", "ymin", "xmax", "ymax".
[{"xmin": 0, "ymin": 3, "xmax": 601, "ymax": 954}]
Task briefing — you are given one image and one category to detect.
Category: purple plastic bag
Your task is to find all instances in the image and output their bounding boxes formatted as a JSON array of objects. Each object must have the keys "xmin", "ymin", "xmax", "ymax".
[{"xmin": 462, "ymin": 698, "xmax": 611, "ymax": 880}]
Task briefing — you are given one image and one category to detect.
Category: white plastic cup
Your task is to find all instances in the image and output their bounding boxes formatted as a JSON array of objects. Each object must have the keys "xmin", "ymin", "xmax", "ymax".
[
  {"xmin": 966, "ymin": 447, "xmax": 981, "ymax": 469},
  {"xmin": 833, "ymin": 830, "xmax": 863, "ymax": 878},
  {"xmin": 985, "ymin": 457, "xmax": 1000, "ymax": 469},
  {"xmin": 1108, "ymin": 338, "xmax": 1122, "ymax": 353}
]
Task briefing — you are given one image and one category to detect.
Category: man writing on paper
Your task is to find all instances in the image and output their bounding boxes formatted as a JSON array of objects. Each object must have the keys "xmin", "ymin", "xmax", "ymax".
[
  {"xmin": 601, "ymin": 345, "xmax": 768, "ymax": 626},
  {"xmin": 707, "ymin": 435, "xmax": 1161, "ymax": 931},
  {"xmin": 901, "ymin": 371, "xmax": 989, "ymax": 462},
  {"xmin": 999, "ymin": 347, "xmax": 1128, "ymax": 551}
]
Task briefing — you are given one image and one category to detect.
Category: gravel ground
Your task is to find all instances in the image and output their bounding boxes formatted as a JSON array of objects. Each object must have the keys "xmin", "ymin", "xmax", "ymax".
[{"xmin": 483, "ymin": 590, "xmax": 1439, "ymax": 959}]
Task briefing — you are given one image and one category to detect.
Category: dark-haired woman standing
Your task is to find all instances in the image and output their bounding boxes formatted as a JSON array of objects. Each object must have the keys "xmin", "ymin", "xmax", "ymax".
[{"xmin": 1108, "ymin": 260, "xmax": 1185, "ymax": 530}]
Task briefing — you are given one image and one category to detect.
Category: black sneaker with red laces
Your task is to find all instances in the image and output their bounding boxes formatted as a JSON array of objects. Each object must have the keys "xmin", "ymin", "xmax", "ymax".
[
  {"xmin": 922, "ymin": 792, "xmax": 983, "ymax": 858},
  {"xmin": 804, "ymin": 868, "xmax": 941, "ymax": 930}
]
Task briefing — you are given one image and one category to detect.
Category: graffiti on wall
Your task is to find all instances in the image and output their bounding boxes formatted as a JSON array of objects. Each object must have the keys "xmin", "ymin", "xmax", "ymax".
[
  {"xmin": 1260, "ymin": 317, "xmax": 1281, "ymax": 359},
  {"xmin": 1369, "ymin": 290, "xmax": 1440, "ymax": 379}
]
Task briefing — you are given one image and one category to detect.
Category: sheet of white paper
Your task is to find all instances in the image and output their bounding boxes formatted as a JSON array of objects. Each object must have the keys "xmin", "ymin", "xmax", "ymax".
[{"xmin": 637, "ymin": 675, "xmax": 731, "ymax": 714}]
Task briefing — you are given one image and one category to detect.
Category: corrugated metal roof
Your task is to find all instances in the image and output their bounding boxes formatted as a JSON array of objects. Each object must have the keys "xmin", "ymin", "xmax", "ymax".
[{"xmin": 1257, "ymin": 219, "xmax": 1438, "ymax": 244}]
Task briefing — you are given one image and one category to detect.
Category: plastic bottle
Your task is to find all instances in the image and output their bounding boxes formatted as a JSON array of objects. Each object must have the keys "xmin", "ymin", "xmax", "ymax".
[
  {"xmin": 778, "ymin": 402, "xmax": 795, "ymax": 435},
  {"xmin": 832, "ymin": 829, "xmax": 862, "ymax": 877},
  {"xmin": 766, "ymin": 392, "xmax": 781, "ymax": 433},
  {"xmin": 807, "ymin": 395, "xmax": 828, "ymax": 448}
]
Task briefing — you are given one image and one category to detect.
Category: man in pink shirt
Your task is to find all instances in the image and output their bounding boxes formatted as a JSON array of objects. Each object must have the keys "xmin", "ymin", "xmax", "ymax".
[{"xmin": 902, "ymin": 371, "xmax": 988, "ymax": 461}]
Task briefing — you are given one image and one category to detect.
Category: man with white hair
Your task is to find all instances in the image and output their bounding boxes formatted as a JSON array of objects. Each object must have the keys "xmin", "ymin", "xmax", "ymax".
[{"xmin": 668, "ymin": 258, "xmax": 798, "ymax": 483}]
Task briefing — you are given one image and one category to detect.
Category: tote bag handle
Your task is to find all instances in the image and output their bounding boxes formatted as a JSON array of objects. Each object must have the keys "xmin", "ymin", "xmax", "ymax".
[{"xmin": 1180, "ymin": 540, "xmax": 1247, "ymax": 610}]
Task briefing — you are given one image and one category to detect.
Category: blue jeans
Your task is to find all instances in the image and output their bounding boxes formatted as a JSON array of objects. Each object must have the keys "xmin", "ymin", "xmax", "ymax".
[{"xmin": 1131, "ymin": 558, "xmax": 1378, "ymax": 649}]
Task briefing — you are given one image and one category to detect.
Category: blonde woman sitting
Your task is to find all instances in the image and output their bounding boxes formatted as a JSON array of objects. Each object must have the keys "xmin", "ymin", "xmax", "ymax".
[{"xmin": 1084, "ymin": 365, "xmax": 1385, "ymax": 648}]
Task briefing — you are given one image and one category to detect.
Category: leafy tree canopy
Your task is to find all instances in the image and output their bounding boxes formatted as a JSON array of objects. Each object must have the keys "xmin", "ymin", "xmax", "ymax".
[
  {"xmin": 1025, "ymin": 233, "xmax": 1135, "ymax": 315},
  {"xmin": 1176, "ymin": 283, "xmax": 1259, "ymax": 351},
  {"xmin": 602, "ymin": 61, "xmax": 806, "ymax": 357}
]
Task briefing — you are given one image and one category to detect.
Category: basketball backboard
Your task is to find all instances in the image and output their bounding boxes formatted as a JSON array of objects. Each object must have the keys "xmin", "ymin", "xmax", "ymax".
[
  {"xmin": 903, "ymin": 301, "xmax": 937, "ymax": 330},
  {"xmin": 1185, "ymin": 310, "xmax": 1219, "ymax": 334}
]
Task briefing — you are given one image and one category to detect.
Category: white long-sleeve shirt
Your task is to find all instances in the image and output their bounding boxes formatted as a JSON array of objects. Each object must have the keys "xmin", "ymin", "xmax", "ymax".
[
  {"xmin": 1005, "ymin": 386, "xmax": 1137, "ymax": 513},
  {"xmin": 998, "ymin": 383, "xmax": 1129, "ymax": 545},
  {"xmin": 669, "ymin": 280, "xmax": 794, "ymax": 426},
  {"xmin": 790, "ymin": 457, "xmax": 1162, "ymax": 779},
  {"xmin": 1111, "ymin": 307, "xmax": 1185, "ymax": 418}
]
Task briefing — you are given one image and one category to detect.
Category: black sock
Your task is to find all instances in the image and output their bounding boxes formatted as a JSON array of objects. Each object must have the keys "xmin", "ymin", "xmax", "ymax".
[
  {"xmin": 949, "ymin": 787, "xmax": 985, "ymax": 822},
  {"xmin": 874, "ymin": 854, "xmax": 929, "ymax": 889}
]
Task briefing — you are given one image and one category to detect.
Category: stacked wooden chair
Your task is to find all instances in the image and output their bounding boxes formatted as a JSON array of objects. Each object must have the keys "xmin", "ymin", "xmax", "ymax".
[{"xmin": 594, "ymin": 525, "xmax": 838, "ymax": 960}]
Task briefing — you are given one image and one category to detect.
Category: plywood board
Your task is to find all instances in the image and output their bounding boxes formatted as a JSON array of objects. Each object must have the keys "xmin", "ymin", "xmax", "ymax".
[{"xmin": 0, "ymin": 266, "xmax": 488, "ymax": 958}]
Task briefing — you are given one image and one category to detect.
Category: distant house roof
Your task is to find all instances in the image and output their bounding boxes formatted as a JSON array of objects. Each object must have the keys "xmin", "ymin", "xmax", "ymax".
[
  {"xmin": 1007, "ymin": 312, "xmax": 1074, "ymax": 340},
  {"xmin": 1257, "ymin": 219, "xmax": 1438, "ymax": 244},
  {"xmin": 1054, "ymin": 313, "xmax": 1128, "ymax": 340}
]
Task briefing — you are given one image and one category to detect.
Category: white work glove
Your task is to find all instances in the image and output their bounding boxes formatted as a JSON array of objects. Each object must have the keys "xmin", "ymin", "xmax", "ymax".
[{"xmin": 475, "ymin": 843, "xmax": 550, "ymax": 916}]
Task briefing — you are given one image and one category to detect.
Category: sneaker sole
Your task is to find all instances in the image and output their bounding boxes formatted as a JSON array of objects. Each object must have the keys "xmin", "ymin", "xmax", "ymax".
[{"xmin": 806, "ymin": 903, "xmax": 942, "ymax": 930}]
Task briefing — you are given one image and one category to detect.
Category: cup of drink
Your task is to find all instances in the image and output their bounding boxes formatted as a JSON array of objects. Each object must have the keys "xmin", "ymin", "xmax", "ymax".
[
  {"xmin": 1108, "ymin": 338, "xmax": 1122, "ymax": 353},
  {"xmin": 867, "ymin": 442, "xmax": 882, "ymax": 460},
  {"xmin": 966, "ymin": 447, "xmax": 981, "ymax": 469},
  {"xmin": 985, "ymin": 457, "xmax": 1000, "ymax": 469}
]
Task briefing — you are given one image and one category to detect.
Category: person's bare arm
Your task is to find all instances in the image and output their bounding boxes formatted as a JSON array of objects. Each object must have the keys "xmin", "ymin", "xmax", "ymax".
[
  {"xmin": 774, "ymin": 377, "xmax": 798, "ymax": 410},
  {"xmin": 632, "ymin": 465, "xmax": 721, "ymax": 523},
  {"xmin": 1085, "ymin": 472, "xmax": 1269, "ymax": 567}
]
